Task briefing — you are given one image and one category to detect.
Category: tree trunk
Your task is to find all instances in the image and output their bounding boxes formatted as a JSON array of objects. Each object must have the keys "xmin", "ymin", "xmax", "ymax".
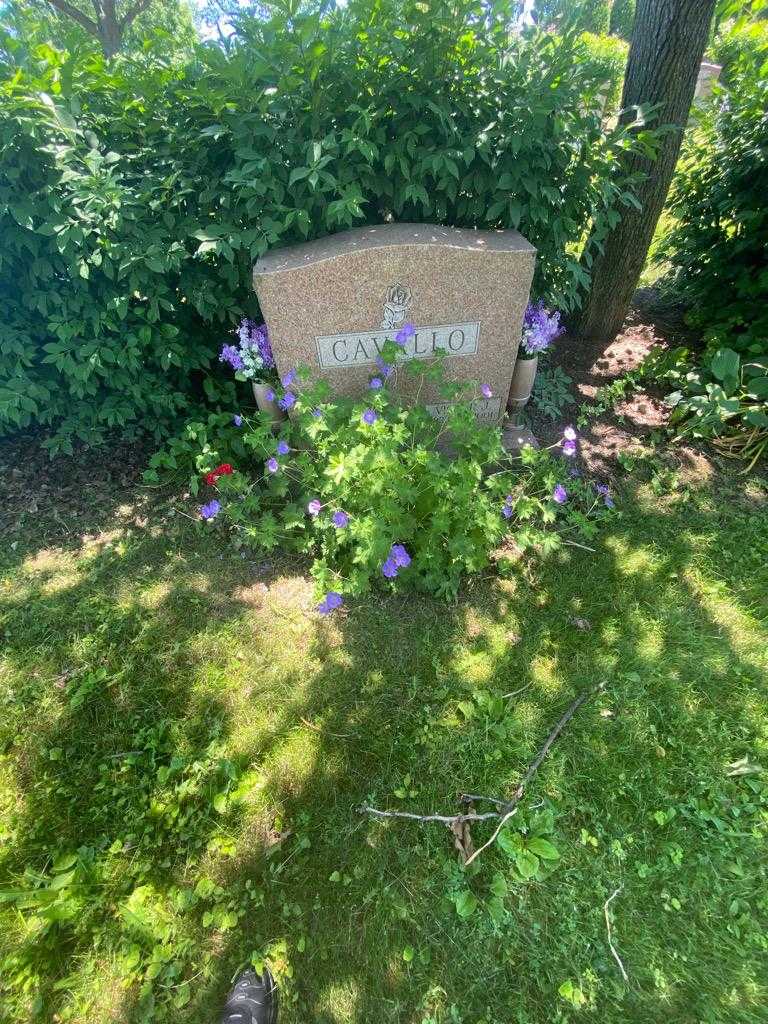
[
  {"xmin": 98, "ymin": 0, "xmax": 123, "ymax": 57},
  {"xmin": 574, "ymin": 0, "xmax": 717, "ymax": 344}
]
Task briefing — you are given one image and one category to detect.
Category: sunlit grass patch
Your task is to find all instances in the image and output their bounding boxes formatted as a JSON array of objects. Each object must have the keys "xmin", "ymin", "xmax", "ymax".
[{"xmin": 0, "ymin": 472, "xmax": 766, "ymax": 1023}]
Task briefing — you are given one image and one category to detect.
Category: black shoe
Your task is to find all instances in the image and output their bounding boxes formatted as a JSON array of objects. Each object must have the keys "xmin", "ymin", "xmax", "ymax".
[{"xmin": 220, "ymin": 967, "xmax": 278, "ymax": 1024}]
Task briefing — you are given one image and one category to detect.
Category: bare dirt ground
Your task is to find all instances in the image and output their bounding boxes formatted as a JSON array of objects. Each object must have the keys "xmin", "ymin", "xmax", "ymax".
[{"xmin": 526, "ymin": 290, "xmax": 719, "ymax": 483}]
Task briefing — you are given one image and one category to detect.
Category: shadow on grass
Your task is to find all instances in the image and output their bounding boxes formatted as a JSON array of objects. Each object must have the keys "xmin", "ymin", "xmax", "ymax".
[{"xmin": 0, "ymin": 468, "xmax": 766, "ymax": 1023}]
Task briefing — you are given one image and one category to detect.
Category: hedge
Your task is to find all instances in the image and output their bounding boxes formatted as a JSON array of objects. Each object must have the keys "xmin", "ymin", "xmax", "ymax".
[{"xmin": 0, "ymin": 0, "xmax": 650, "ymax": 452}]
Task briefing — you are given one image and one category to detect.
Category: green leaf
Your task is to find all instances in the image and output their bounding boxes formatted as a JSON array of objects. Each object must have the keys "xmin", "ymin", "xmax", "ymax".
[
  {"xmin": 745, "ymin": 376, "xmax": 768, "ymax": 399},
  {"xmin": 745, "ymin": 409, "xmax": 768, "ymax": 427},
  {"xmin": 709, "ymin": 348, "xmax": 740, "ymax": 391},
  {"xmin": 453, "ymin": 890, "xmax": 478, "ymax": 918},
  {"xmin": 489, "ymin": 872, "xmax": 508, "ymax": 898},
  {"xmin": 194, "ymin": 877, "xmax": 216, "ymax": 899},
  {"xmin": 49, "ymin": 869, "xmax": 76, "ymax": 891},
  {"xmin": 52, "ymin": 853, "xmax": 78, "ymax": 873},
  {"xmin": 514, "ymin": 850, "xmax": 540, "ymax": 879},
  {"xmin": 527, "ymin": 837, "xmax": 560, "ymax": 860},
  {"xmin": 496, "ymin": 827, "xmax": 522, "ymax": 856},
  {"xmin": 487, "ymin": 895, "xmax": 506, "ymax": 923}
]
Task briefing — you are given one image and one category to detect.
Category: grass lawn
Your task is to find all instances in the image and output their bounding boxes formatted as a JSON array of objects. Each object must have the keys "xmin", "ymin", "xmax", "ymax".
[{"xmin": 1, "ymin": 451, "xmax": 767, "ymax": 1024}]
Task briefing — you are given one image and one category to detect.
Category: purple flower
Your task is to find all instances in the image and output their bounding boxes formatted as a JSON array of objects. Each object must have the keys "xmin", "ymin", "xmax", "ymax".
[
  {"xmin": 200, "ymin": 499, "xmax": 221, "ymax": 521},
  {"xmin": 563, "ymin": 426, "xmax": 577, "ymax": 441},
  {"xmin": 395, "ymin": 322, "xmax": 416, "ymax": 346},
  {"xmin": 390, "ymin": 544, "xmax": 411, "ymax": 568},
  {"xmin": 281, "ymin": 368, "xmax": 296, "ymax": 387},
  {"xmin": 233, "ymin": 414, "xmax": 243, "ymax": 427},
  {"xmin": 362, "ymin": 409, "xmax": 378, "ymax": 425},
  {"xmin": 480, "ymin": 384, "xmax": 493, "ymax": 399},
  {"xmin": 317, "ymin": 591, "xmax": 343, "ymax": 614},
  {"xmin": 369, "ymin": 377, "xmax": 383, "ymax": 390},
  {"xmin": 552, "ymin": 484, "xmax": 568, "ymax": 505},
  {"xmin": 254, "ymin": 324, "xmax": 275, "ymax": 369},
  {"xmin": 311, "ymin": 407, "xmax": 323, "ymax": 418},
  {"xmin": 595, "ymin": 483, "xmax": 615, "ymax": 509},
  {"xmin": 279, "ymin": 392, "xmax": 296, "ymax": 411},
  {"xmin": 562, "ymin": 439, "xmax": 577, "ymax": 457},
  {"xmin": 307, "ymin": 499, "xmax": 322, "ymax": 516},
  {"xmin": 502, "ymin": 503, "xmax": 513, "ymax": 519},
  {"xmin": 277, "ymin": 440, "xmax": 290, "ymax": 455},
  {"xmin": 266, "ymin": 457, "xmax": 279, "ymax": 474},
  {"xmin": 382, "ymin": 557, "xmax": 399, "ymax": 579},
  {"xmin": 375, "ymin": 355, "xmax": 394, "ymax": 379},
  {"xmin": 521, "ymin": 301, "xmax": 564, "ymax": 356},
  {"xmin": 332, "ymin": 510, "xmax": 349, "ymax": 528},
  {"xmin": 265, "ymin": 388, "xmax": 276, "ymax": 402},
  {"xmin": 237, "ymin": 320, "xmax": 253, "ymax": 347},
  {"xmin": 238, "ymin": 319, "xmax": 275, "ymax": 365},
  {"xmin": 219, "ymin": 344, "xmax": 245, "ymax": 371}
]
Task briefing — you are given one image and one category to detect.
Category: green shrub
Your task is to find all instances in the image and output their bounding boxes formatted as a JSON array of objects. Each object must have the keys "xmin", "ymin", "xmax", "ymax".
[
  {"xmin": 712, "ymin": 21, "xmax": 768, "ymax": 85},
  {"xmin": 577, "ymin": 0, "xmax": 611, "ymax": 35},
  {"xmin": 536, "ymin": 0, "xmax": 611, "ymax": 34},
  {"xmin": 659, "ymin": 57, "xmax": 768, "ymax": 359},
  {"xmin": 579, "ymin": 32, "xmax": 629, "ymax": 113},
  {"xmin": 193, "ymin": 348, "xmax": 613, "ymax": 603},
  {"xmin": 609, "ymin": 0, "xmax": 635, "ymax": 40},
  {"xmin": 0, "ymin": 1, "xmax": 652, "ymax": 452}
]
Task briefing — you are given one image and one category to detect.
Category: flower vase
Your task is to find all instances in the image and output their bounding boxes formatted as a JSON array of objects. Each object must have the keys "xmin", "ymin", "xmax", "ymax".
[
  {"xmin": 507, "ymin": 354, "xmax": 538, "ymax": 411},
  {"xmin": 252, "ymin": 382, "xmax": 287, "ymax": 426}
]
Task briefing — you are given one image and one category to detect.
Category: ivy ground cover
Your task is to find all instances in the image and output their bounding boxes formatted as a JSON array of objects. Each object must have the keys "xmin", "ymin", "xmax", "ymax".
[{"xmin": 0, "ymin": 448, "xmax": 766, "ymax": 1023}]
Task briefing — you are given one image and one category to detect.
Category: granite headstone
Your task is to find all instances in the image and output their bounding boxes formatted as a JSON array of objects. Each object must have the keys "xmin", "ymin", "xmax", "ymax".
[{"xmin": 253, "ymin": 223, "xmax": 536, "ymax": 425}]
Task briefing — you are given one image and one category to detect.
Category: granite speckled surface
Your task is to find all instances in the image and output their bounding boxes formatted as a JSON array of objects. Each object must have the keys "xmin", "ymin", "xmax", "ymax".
[{"xmin": 253, "ymin": 223, "xmax": 536, "ymax": 423}]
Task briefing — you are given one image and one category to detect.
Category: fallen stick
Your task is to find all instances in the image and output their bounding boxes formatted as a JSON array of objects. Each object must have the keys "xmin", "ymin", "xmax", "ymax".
[
  {"xmin": 360, "ymin": 807, "xmax": 501, "ymax": 824},
  {"xmin": 604, "ymin": 886, "xmax": 629, "ymax": 982},
  {"xmin": 360, "ymin": 684, "xmax": 602, "ymax": 863}
]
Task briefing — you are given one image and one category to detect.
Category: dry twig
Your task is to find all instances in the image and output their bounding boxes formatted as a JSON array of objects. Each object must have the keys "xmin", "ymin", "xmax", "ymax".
[{"xmin": 604, "ymin": 886, "xmax": 629, "ymax": 982}]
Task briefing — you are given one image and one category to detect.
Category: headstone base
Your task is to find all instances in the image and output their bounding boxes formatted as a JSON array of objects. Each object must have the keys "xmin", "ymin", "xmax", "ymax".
[{"xmin": 501, "ymin": 423, "xmax": 538, "ymax": 457}]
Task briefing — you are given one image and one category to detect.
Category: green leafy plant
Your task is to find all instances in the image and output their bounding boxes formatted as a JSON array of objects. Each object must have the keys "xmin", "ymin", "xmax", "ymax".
[
  {"xmin": 609, "ymin": 0, "xmax": 636, "ymax": 40},
  {"xmin": 658, "ymin": 53, "xmax": 768, "ymax": 359},
  {"xmin": 496, "ymin": 805, "xmax": 561, "ymax": 883},
  {"xmin": 530, "ymin": 360, "xmax": 576, "ymax": 420},
  {"xmin": 579, "ymin": 31, "xmax": 629, "ymax": 114},
  {"xmin": 711, "ymin": 19, "xmax": 768, "ymax": 86},
  {"xmin": 0, "ymin": 2, "xmax": 656, "ymax": 451},
  {"xmin": 663, "ymin": 347, "xmax": 768, "ymax": 470},
  {"xmin": 199, "ymin": 344, "xmax": 614, "ymax": 603}
]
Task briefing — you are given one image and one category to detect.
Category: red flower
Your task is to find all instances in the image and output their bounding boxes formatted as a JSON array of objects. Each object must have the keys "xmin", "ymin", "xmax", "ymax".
[{"xmin": 204, "ymin": 463, "xmax": 234, "ymax": 487}]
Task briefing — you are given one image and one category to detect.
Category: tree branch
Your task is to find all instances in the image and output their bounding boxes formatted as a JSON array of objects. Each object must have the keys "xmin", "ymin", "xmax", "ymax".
[
  {"xmin": 360, "ymin": 684, "xmax": 603, "ymax": 864},
  {"xmin": 45, "ymin": 0, "xmax": 99, "ymax": 35},
  {"xmin": 358, "ymin": 807, "xmax": 502, "ymax": 825},
  {"xmin": 120, "ymin": 0, "xmax": 153, "ymax": 30}
]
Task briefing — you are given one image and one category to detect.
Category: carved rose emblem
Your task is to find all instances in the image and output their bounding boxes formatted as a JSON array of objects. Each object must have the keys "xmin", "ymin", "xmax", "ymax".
[{"xmin": 381, "ymin": 283, "xmax": 412, "ymax": 329}]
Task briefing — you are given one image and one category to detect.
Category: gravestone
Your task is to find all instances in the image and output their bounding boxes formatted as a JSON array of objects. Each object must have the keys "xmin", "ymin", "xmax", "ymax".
[
  {"xmin": 694, "ymin": 62, "xmax": 722, "ymax": 106},
  {"xmin": 253, "ymin": 223, "xmax": 536, "ymax": 425}
]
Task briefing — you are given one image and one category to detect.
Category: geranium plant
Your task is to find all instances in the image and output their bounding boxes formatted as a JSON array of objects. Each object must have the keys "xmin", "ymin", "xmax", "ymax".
[{"xmin": 198, "ymin": 333, "xmax": 614, "ymax": 608}]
